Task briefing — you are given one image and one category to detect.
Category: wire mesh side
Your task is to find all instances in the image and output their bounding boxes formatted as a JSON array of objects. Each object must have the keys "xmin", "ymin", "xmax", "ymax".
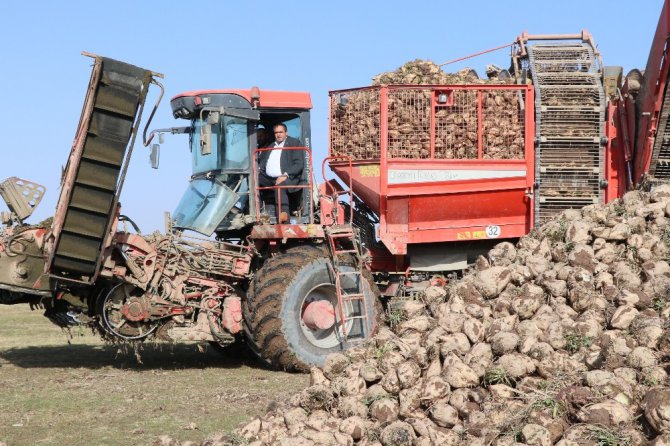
[
  {"xmin": 331, "ymin": 86, "xmax": 529, "ymax": 162},
  {"xmin": 481, "ymin": 90, "xmax": 525, "ymax": 160},
  {"xmin": 330, "ymin": 89, "xmax": 381, "ymax": 160},
  {"xmin": 434, "ymin": 90, "xmax": 478, "ymax": 159},
  {"xmin": 387, "ymin": 89, "xmax": 432, "ymax": 159}
]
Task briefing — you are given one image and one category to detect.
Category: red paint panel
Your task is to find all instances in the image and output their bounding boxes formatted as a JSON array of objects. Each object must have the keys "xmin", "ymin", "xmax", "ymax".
[
  {"xmin": 606, "ymin": 102, "xmax": 624, "ymax": 201},
  {"xmin": 386, "ymin": 198, "xmax": 409, "ymax": 232},
  {"xmin": 172, "ymin": 89, "xmax": 312, "ymax": 109},
  {"xmin": 633, "ymin": 0, "xmax": 670, "ymax": 181},
  {"xmin": 330, "ymin": 163, "xmax": 381, "ymax": 214},
  {"xmin": 387, "ymin": 176, "xmax": 528, "ymax": 197},
  {"xmin": 406, "ymin": 223, "xmax": 529, "ymax": 244},
  {"xmin": 409, "ymin": 189, "xmax": 529, "ymax": 231}
]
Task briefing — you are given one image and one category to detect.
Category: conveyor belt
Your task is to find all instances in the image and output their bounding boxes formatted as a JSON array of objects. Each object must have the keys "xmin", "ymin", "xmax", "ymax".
[
  {"xmin": 48, "ymin": 57, "xmax": 154, "ymax": 282},
  {"xmin": 526, "ymin": 44, "xmax": 605, "ymax": 224},
  {"xmin": 648, "ymin": 75, "xmax": 670, "ymax": 179}
]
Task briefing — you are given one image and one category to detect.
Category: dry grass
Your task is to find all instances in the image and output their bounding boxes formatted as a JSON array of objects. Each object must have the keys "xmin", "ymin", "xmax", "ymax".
[{"xmin": 0, "ymin": 305, "xmax": 308, "ymax": 445}]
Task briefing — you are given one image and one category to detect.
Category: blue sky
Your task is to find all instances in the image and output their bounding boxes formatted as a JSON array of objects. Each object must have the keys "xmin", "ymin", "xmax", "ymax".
[{"xmin": 0, "ymin": 0, "xmax": 663, "ymax": 232}]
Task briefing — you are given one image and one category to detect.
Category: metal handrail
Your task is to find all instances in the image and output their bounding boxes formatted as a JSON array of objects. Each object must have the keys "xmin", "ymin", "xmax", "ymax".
[
  {"xmin": 253, "ymin": 147, "xmax": 314, "ymax": 224},
  {"xmin": 322, "ymin": 155, "xmax": 354, "ymax": 225}
]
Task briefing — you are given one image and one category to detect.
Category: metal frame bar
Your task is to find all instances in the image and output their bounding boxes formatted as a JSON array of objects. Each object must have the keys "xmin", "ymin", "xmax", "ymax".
[
  {"xmin": 634, "ymin": 0, "xmax": 670, "ymax": 181},
  {"xmin": 252, "ymin": 147, "xmax": 314, "ymax": 224},
  {"xmin": 322, "ymin": 155, "xmax": 354, "ymax": 225}
]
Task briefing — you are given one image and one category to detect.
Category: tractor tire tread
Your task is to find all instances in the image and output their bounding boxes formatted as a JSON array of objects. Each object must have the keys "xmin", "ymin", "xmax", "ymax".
[{"xmin": 243, "ymin": 245, "xmax": 376, "ymax": 372}]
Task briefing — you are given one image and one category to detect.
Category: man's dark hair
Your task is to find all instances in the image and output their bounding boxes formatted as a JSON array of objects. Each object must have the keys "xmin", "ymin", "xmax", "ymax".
[{"xmin": 273, "ymin": 123, "xmax": 288, "ymax": 132}]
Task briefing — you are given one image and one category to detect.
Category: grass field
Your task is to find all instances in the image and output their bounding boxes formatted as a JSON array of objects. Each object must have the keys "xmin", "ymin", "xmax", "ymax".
[{"xmin": 0, "ymin": 305, "xmax": 308, "ymax": 446}]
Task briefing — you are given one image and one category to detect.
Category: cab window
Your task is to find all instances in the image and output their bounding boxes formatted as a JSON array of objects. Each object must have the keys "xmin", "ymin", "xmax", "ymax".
[
  {"xmin": 283, "ymin": 116, "xmax": 301, "ymax": 142},
  {"xmin": 189, "ymin": 116, "xmax": 250, "ymax": 174},
  {"xmin": 260, "ymin": 113, "xmax": 302, "ymax": 144},
  {"xmin": 222, "ymin": 116, "xmax": 249, "ymax": 170},
  {"xmin": 190, "ymin": 119, "xmax": 220, "ymax": 175}
]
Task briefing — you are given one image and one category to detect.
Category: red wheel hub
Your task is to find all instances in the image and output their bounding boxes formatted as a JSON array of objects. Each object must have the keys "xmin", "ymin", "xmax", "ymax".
[
  {"xmin": 121, "ymin": 297, "xmax": 150, "ymax": 322},
  {"xmin": 302, "ymin": 300, "xmax": 336, "ymax": 330}
]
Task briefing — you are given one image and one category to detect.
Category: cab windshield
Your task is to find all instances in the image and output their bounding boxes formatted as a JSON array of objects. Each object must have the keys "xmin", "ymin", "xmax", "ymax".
[
  {"xmin": 172, "ymin": 179, "xmax": 239, "ymax": 236},
  {"xmin": 174, "ymin": 113, "xmax": 250, "ymax": 235},
  {"xmin": 190, "ymin": 115, "xmax": 250, "ymax": 174}
]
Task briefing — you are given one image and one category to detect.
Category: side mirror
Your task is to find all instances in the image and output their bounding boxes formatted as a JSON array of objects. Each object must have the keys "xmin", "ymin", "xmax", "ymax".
[
  {"xmin": 150, "ymin": 144, "xmax": 160, "ymax": 169},
  {"xmin": 158, "ymin": 133, "xmax": 165, "ymax": 144}
]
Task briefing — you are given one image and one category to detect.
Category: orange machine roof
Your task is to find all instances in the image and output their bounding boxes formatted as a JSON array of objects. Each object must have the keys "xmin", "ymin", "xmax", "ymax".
[{"xmin": 171, "ymin": 89, "xmax": 312, "ymax": 109}]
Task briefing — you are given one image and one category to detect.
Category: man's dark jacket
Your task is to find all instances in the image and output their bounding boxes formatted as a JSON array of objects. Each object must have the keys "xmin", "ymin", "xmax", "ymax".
[{"xmin": 259, "ymin": 136, "xmax": 305, "ymax": 192}]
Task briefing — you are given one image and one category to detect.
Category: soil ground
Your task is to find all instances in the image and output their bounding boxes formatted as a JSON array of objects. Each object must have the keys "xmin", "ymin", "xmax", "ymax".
[{"xmin": 0, "ymin": 305, "xmax": 308, "ymax": 445}]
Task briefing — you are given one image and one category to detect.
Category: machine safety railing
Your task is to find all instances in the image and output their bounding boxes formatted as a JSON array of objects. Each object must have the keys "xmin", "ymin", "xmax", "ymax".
[
  {"xmin": 252, "ymin": 147, "xmax": 314, "ymax": 225},
  {"xmin": 321, "ymin": 155, "xmax": 355, "ymax": 226}
]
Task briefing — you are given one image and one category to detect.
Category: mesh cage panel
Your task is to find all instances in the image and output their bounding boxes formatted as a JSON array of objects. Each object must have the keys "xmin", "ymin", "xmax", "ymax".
[
  {"xmin": 540, "ymin": 86, "xmax": 600, "ymax": 106},
  {"xmin": 329, "ymin": 86, "xmax": 529, "ymax": 162},
  {"xmin": 481, "ymin": 90, "xmax": 525, "ymax": 160},
  {"xmin": 387, "ymin": 89, "xmax": 432, "ymax": 159},
  {"xmin": 530, "ymin": 45, "xmax": 594, "ymax": 73},
  {"xmin": 540, "ymin": 108, "xmax": 601, "ymax": 138},
  {"xmin": 538, "ymin": 139, "xmax": 600, "ymax": 168},
  {"xmin": 330, "ymin": 89, "xmax": 381, "ymax": 160},
  {"xmin": 434, "ymin": 90, "xmax": 478, "ymax": 159}
]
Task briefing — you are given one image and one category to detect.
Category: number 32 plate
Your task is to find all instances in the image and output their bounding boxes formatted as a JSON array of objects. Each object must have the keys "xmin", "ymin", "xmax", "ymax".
[{"xmin": 486, "ymin": 225, "xmax": 501, "ymax": 238}]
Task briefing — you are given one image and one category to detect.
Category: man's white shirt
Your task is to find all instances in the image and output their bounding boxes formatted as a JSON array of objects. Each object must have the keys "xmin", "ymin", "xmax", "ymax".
[{"xmin": 266, "ymin": 140, "xmax": 286, "ymax": 178}]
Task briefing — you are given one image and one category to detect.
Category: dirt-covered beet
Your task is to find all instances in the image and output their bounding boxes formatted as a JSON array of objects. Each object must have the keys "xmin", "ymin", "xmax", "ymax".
[{"xmin": 166, "ymin": 187, "xmax": 670, "ymax": 445}]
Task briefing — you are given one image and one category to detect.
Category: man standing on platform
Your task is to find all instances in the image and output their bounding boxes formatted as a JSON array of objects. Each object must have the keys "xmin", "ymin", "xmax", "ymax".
[{"xmin": 258, "ymin": 123, "xmax": 304, "ymax": 223}]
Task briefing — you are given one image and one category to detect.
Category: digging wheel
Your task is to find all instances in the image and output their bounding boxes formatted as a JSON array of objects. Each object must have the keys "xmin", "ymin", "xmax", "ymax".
[
  {"xmin": 243, "ymin": 245, "xmax": 378, "ymax": 371},
  {"xmin": 99, "ymin": 282, "xmax": 158, "ymax": 340}
]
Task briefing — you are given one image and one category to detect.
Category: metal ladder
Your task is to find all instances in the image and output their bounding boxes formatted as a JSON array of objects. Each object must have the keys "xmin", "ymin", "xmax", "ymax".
[{"xmin": 325, "ymin": 223, "xmax": 370, "ymax": 342}]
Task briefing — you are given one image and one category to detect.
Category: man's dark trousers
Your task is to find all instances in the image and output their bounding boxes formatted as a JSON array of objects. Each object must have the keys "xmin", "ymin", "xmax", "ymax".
[{"xmin": 258, "ymin": 171, "xmax": 289, "ymax": 217}]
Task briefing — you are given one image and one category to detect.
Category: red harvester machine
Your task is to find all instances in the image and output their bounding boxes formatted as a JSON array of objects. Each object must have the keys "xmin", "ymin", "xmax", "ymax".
[{"xmin": 0, "ymin": 1, "xmax": 669, "ymax": 369}]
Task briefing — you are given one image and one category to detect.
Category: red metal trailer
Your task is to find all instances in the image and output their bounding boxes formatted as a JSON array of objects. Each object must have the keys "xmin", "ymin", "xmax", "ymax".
[{"xmin": 328, "ymin": 84, "xmax": 535, "ymax": 277}]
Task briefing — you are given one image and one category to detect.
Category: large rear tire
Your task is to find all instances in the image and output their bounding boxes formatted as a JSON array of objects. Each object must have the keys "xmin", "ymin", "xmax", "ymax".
[{"xmin": 243, "ymin": 245, "xmax": 378, "ymax": 371}]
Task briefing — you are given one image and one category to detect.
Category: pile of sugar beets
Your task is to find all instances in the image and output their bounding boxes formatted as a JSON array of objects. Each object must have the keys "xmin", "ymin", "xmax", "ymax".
[
  {"xmin": 371, "ymin": 59, "xmax": 511, "ymax": 85},
  {"xmin": 161, "ymin": 187, "xmax": 670, "ymax": 445}
]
